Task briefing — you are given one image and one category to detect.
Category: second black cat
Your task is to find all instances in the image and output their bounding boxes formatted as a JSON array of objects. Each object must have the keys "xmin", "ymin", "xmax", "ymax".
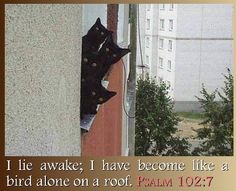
[
  {"xmin": 80, "ymin": 78, "xmax": 116, "ymax": 118},
  {"xmin": 96, "ymin": 35, "xmax": 130, "ymax": 79}
]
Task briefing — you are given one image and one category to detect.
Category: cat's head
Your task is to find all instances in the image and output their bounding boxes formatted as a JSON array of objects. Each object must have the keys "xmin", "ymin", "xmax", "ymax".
[
  {"xmin": 86, "ymin": 18, "xmax": 113, "ymax": 46},
  {"xmin": 99, "ymin": 35, "xmax": 131, "ymax": 64}
]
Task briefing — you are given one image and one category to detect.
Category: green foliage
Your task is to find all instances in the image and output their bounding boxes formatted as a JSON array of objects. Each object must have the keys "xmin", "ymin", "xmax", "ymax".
[
  {"xmin": 192, "ymin": 69, "xmax": 233, "ymax": 156},
  {"xmin": 135, "ymin": 75, "xmax": 190, "ymax": 156}
]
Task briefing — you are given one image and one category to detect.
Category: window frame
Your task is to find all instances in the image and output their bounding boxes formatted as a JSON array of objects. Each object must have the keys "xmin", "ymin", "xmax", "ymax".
[
  {"xmin": 166, "ymin": 80, "xmax": 171, "ymax": 88},
  {"xmin": 146, "ymin": 55, "xmax": 150, "ymax": 66},
  {"xmin": 160, "ymin": 4, "xmax": 165, "ymax": 10},
  {"xmin": 160, "ymin": 19, "xmax": 165, "ymax": 31},
  {"xmin": 167, "ymin": 60, "xmax": 172, "ymax": 71},
  {"xmin": 146, "ymin": 36, "xmax": 150, "ymax": 48},
  {"xmin": 158, "ymin": 77, "xmax": 163, "ymax": 83},
  {"xmin": 168, "ymin": 40, "xmax": 173, "ymax": 51},
  {"xmin": 159, "ymin": 57, "xmax": 164, "ymax": 68},
  {"xmin": 146, "ymin": 19, "xmax": 151, "ymax": 30},
  {"xmin": 169, "ymin": 19, "xmax": 173, "ymax": 31},
  {"xmin": 159, "ymin": 38, "xmax": 164, "ymax": 49}
]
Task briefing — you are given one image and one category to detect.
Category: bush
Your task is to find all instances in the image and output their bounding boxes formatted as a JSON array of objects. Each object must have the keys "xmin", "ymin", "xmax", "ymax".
[
  {"xmin": 135, "ymin": 76, "xmax": 190, "ymax": 156},
  {"xmin": 192, "ymin": 69, "xmax": 233, "ymax": 156}
]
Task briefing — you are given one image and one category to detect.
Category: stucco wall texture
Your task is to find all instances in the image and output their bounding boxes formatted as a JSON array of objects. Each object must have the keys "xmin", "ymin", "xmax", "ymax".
[{"xmin": 5, "ymin": 4, "xmax": 82, "ymax": 156}]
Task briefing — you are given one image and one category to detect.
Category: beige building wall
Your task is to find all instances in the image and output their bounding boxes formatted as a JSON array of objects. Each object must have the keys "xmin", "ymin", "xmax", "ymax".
[{"xmin": 5, "ymin": 4, "xmax": 82, "ymax": 156}]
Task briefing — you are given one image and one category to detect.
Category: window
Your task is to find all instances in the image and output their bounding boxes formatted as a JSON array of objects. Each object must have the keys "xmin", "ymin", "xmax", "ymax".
[
  {"xmin": 160, "ymin": 4, "xmax": 165, "ymax": 10},
  {"xmin": 159, "ymin": 38, "xmax": 164, "ymax": 49},
  {"xmin": 146, "ymin": 19, "xmax": 150, "ymax": 30},
  {"xmin": 168, "ymin": 40, "xmax": 173, "ymax": 51},
  {"xmin": 167, "ymin": 60, "xmax": 172, "ymax": 71},
  {"xmin": 166, "ymin": 81, "xmax": 171, "ymax": 88},
  {"xmin": 117, "ymin": 4, "xmax": 125, "ymax": 43},
  {"xmin": 169, "ymin": 4, "xmax": 174, "ymax": 11},
  {"xmin": 146, "ymin": 4, "xmax": 151, "ymax": 11},
  {"xmin": 146, "ymin": 55, "xmax": 150, "ymax": 66},
  {"xmin": 159, "ymin": 57, "xmax": 163, "ymax": 68},
  {"xmin": 169, "ymin": 19, "xmax": 173, "ymax": 31},
  {"xmin": 160, "ymin": 19, "xmax": 165, "ymax": 30},
  {"xmin": 158, "ymin": 77, "xmax": 163, "ymax": 83},
  {"xmin": 146, "ymin": 36, "xmax": 150, "ymax": 47}
]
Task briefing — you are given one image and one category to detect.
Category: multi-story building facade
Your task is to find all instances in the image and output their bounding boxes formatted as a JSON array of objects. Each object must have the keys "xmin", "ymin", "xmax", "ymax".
[{"xmin": 137, "ymin": 4, "xmax": 233, "ymax": 111}]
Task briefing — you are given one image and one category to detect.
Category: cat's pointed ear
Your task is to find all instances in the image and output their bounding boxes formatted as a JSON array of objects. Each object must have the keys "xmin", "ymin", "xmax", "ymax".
[
  {"xmin": 121, "ymin": 48, "xmax": 131, "ymax": 57},
  {"xmin": 108, "ymin": 91, "xmax": 117, "ymax": 99},
  {"xmin": 97, "ymin": 90, "xmax": 116, "ymax": 104},
  {"xmin": 96, "ymin": 18, "xmax": 101, "ymax": 24}
]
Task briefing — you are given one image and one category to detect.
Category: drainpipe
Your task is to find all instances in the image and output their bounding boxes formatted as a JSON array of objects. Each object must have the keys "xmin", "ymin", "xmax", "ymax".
[{"xmin": 127, "ymin": 4, "xmax": 137, "ymax": 156}]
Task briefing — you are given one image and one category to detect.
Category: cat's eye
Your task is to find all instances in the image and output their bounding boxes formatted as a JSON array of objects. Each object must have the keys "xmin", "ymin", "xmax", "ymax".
[
  {"xmin": 99, "ymin": 98, "xmax": 104, "ymax": 102},
  {"xmin": 101, "ymin": 32, "xmax": 104, "ymax": 35},
  {"xmin": 83, "ymin": 58, "xmax": 88, "ymax": 63},
  {"xmin": 113, "ymin": 54, "xmax": 117, "ymax": 57},
  {"xmin": 92, "ymin": 91, "xmax": 96, "ymax": 96},
  {"xmin": 92, "ymin": 63, "xmax": 97, "ymax": 67},
  {"xmin": 106, "ymin": 48, "xmax": 110, "ymax": 52},
  {"xmin": 95, "ymin": 27, "xmax": 99, "ymax": 31}
]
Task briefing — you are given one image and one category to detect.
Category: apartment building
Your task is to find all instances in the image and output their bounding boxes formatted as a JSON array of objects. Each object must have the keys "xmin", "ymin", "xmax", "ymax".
[{"xmin": 137, "ymin": 4, "xmax": 233, "ymax": 111}]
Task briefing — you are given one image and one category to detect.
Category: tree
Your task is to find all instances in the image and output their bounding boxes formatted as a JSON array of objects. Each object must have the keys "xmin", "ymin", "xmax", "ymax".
[
  {"xmin": 135, "ymin": 75, "xmax": 190, "ymax": 156},
  {"xmin": 192, "ymin": 69, "xmax": 233, "ymax": 156}
]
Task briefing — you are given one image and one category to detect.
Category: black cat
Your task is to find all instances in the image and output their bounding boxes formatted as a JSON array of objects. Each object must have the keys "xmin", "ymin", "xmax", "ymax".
[
  {"xmin": 81, "ymin": 18, "xmax": 112, "ymax": 81},
  {"xmin": 99, "ymin": 35, "xmax": 131, "ymax": 64},
  {"xmin": 80, "ymin": 79, "xmax": 116, "ymax": 118},
  {"xmin": 80, "ymin": 18, "xmax": 130, "ymax": 119},
  {"xmin": 96, "ymin": 35, "xmax": 131, "ymax": 79},
  {"xmin": 82, "ymin": 18, "xmax": 112, "ymax": 54},
  {"xmin": 81, "ymin": 35, "xmax": 130, "ymax": 81},
  {"xmin": 81, "ymin": 53, "xmax": 103, "ymax": 80}
]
